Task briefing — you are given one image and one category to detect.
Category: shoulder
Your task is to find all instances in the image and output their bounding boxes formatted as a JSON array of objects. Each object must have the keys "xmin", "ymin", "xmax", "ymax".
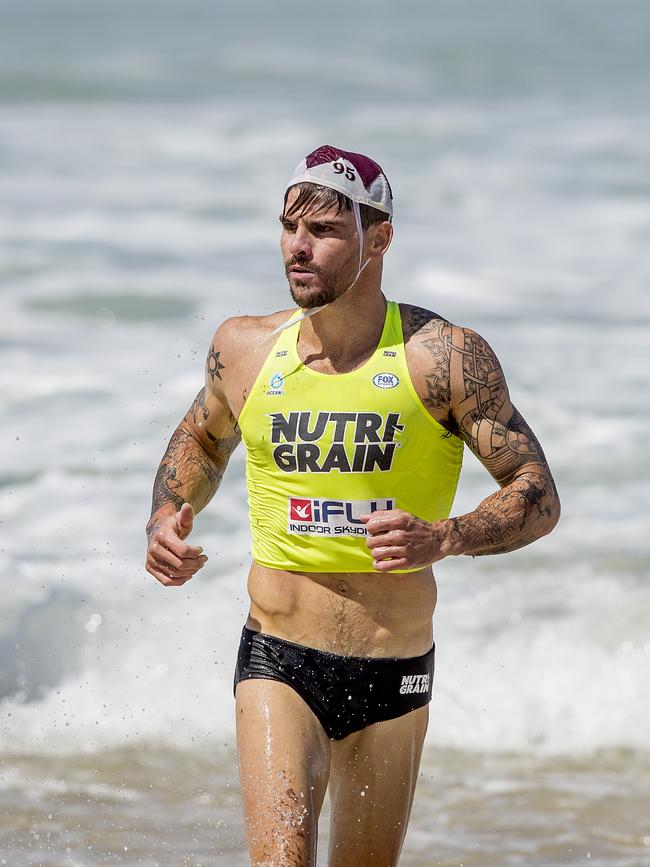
[
  {"xmin": 398, "ymin": 303, "xmax": 454, "ymax": 376},
  {"xmin": 398, "ymin": 303, "xmax": 454, "ymax": 425},
  {"xmin": 397, "ymin": 303, "xmax": 505, "ymax": 426},
  {"xmin": 398, "ymin": 303, "xmax": 451, "ymax": 343},
  {"xmin": 398, "ymin": 303, "xmax": 500, "ymax": 369},
  {"xmin": 205, "ymin": 309, "xmax": 296, "ymax": 412},
  {"xmin": 207, "ymin": 309, "xmax": 295, "ymax": 369},
  {"xmin": 210, "ymin": 309, "xmax": 295, "ymax": 350}
]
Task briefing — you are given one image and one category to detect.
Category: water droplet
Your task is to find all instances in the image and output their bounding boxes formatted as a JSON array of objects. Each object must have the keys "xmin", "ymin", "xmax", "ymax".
[{"xmin": 85, "ymin": 613, "xmax": 102, "ymax": 634}]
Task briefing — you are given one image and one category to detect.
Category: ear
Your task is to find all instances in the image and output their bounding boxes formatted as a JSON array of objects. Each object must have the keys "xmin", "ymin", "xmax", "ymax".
[{"xmin": 367, "ymin": 221, "xmax": 393, "ymax": 259}]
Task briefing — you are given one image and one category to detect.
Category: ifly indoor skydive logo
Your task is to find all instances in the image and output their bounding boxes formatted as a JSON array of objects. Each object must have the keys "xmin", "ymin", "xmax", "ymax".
[{"xmin": 287, "ymin": 497, "xmax": 395, "ymax": 536}]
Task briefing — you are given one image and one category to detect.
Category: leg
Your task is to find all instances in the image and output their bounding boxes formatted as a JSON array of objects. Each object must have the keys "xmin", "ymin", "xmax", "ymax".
[
  {"xmin": 327, "ymin": 706, "xmax": 429, "ymax": 867},
  {"xmin": 236, "ymin": 679, "xmax": 331, "ymax": 867}
]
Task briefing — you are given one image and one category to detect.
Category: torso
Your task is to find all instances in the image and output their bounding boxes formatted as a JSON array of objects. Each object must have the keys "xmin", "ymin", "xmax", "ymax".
[{"xmin": 223, "ymin": 302, "xmax": 452, "ymax": 659}]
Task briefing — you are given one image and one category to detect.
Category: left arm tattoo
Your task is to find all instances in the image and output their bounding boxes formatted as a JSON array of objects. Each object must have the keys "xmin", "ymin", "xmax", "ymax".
[{"xmin": 446, "ymin": 327, "xmax": 560, "ymax": 555}]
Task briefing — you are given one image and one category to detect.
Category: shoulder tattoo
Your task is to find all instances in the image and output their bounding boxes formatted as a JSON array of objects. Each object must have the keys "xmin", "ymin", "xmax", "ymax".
[
  {"xmin": 421, "ymin": 323, "xmax": 452, "ymax": 410},
  {"xmin": 207, "ymin": 342, "xmax": 225, "ymax": 382},
  {"xmin": 404, "ymin": 305, "xmax": 445, "ymax": 339}
]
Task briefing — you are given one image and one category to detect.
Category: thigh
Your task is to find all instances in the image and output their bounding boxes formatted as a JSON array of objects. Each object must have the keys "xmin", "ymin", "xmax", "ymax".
[
  {"xmin": 327, "ymin": 705, "xmax": 429, "ymax": 867},
  {"xmin": 236, "ymin": 678, "xmax": 332, "ymax": 867}
]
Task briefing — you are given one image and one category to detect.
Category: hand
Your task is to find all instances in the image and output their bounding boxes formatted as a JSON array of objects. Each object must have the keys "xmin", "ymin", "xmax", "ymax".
[
  {"xmin": 145, "ymin": 503, "xmax": 208, "ymax": 587},
  {"xmin": 360, "ymin": 509, "xmax": 452, "ymax": 572}
]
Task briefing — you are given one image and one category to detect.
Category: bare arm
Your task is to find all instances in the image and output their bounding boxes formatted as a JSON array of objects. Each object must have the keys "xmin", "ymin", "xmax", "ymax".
[
  {"xmin": 363, "ymin": 311, "xmax": 560, "ymax": 571},
  {"xmin": 442, "ymin": 325, "xmax": 560, "ymax": 556},
  {"xmin": 145, "ymin": 323, "xmax": 242, "ymax": 585},
  {"xmin": 146, "ymin": 384, "xmax": 241, "ymax": 535}
]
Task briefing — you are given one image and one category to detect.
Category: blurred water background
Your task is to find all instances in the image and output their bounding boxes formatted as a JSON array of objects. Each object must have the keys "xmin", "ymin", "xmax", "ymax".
[{"xmin": 1, "ymin": 1, "xmax": 649, "ymax": 864}]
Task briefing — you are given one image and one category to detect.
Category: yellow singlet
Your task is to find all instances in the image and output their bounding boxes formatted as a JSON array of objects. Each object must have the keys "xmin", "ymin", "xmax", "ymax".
[{"xmin": 237, "ymin": 300, "xmax": 463, "ymax": 573}]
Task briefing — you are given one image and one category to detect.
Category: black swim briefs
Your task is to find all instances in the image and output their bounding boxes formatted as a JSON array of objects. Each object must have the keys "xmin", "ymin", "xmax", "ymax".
[{"xmin": 233, "ymin": 627, "xmax": 435, "ymax": 740}]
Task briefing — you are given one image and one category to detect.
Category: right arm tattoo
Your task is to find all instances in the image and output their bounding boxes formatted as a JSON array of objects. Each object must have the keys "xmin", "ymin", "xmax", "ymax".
[
  {"xmin": 150, "ymin": 425, "xmax": 229, "ymax": 518},
  {"xmin": 148, "ymin": 346, "xmax": 241, "ymax": 534}
]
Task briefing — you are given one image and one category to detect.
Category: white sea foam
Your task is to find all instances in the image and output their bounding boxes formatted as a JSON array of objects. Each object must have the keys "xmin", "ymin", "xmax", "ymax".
[{"xmin": 430, "ymin": 563, "xmax": 650, "ymax": 755}]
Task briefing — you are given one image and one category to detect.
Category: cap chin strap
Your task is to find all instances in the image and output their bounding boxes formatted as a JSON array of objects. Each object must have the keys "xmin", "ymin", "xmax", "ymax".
[{"xmin": 270, "ymin": 200, "xmax": 369, "ymax": 337}]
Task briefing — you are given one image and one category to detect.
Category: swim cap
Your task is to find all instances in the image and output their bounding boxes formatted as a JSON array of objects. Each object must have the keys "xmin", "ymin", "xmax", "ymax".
[{"xmin": 286, "ymin": 144, "xmax": 393, "ymax": 219}]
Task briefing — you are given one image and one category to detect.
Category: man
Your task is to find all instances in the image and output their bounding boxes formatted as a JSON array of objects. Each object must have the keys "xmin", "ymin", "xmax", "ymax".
[{"xmin": 145, "ymin": 145, "xmax": 560, "ymax": 867}]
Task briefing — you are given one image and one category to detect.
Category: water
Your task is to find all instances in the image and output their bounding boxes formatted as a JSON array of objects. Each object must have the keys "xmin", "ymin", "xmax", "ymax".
[{"xmin": 1, "ymin": 0, "xmax": 649, "ymax": 863}]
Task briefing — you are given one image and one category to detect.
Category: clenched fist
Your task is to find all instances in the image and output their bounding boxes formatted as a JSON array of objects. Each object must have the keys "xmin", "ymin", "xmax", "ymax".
[
  {"xmin": 360, "ymin": 508, "xmax": 457, "ymax": 572},
  {"xmin": 145, "ymin": 503, "xmax": 208, "ymax": 587}
]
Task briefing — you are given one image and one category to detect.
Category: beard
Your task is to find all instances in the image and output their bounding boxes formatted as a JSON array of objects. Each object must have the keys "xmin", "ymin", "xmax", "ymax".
[{"xmin": 285, "ymin": 258, "xmax": 356, "ymax": 309}]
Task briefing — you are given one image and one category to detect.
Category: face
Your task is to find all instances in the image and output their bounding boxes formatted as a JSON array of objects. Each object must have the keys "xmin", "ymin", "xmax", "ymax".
[{"xmin": 280, "ymin": 188, "xmax": 362, "ymax": 309}]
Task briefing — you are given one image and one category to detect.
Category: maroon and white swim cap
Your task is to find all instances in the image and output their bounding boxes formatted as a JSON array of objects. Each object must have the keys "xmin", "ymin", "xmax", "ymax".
[{"xmin": 286, "ymin": 144, "xmax": 393, "ymax": 219}]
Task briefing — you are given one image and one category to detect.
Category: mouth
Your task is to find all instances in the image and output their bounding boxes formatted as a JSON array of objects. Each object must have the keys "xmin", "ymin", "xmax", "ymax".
[{"xmin": 286, "ymin": 258, "xmax": 319, "ymax": 278}]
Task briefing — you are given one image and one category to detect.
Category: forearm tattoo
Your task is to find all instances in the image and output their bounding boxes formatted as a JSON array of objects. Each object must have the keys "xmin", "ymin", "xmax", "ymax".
[
  {"xmin": 151, "ymin": 431, "xmax": 187, "ymax": 514},
  {"xmin": 150, "ymin": 427, "xmax": 221, "ymax": 519},
  {"xmin": 149, "ymin": 378, "xmax": 241, "ymax": 528}
]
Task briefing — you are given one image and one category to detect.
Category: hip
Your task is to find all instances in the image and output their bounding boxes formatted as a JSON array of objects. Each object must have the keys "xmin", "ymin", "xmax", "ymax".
[{"xmin": 246, "ymin": 560, "xmax": 436, "ymax": 658}]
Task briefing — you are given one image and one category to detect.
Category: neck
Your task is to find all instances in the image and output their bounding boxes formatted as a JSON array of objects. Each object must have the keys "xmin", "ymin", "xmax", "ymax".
[{"xmin": 298, "ymin": 281, "xmax": 388, "ymax": 364}]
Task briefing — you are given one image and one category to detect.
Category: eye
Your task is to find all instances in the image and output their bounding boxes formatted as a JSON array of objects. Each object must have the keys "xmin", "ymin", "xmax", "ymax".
[
  {"xmin": 280, "ymin": 219, "xmax": 297, "ymax": 232},
  {"xmin": 313, "ymin": 223, "xmax": 333, "ymax": 234}
]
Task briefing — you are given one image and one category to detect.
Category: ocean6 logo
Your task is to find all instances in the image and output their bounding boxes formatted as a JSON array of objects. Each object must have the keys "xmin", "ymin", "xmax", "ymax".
[
  {"xmin": 372, "ymin": 372, "xmax": 399, "ymax": 389},
  {"xmin": 266, "ymin": 371, "xmax": 285, "ymax": 396},
  {"xmin": 288, "ymin": 497, "xmax": 395, "ymax": 536}
]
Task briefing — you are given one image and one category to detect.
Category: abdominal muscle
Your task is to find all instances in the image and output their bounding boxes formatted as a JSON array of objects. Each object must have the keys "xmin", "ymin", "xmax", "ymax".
[{"xmin": 245, "ymin": 561, "xmax": 436, "ymax": 659}]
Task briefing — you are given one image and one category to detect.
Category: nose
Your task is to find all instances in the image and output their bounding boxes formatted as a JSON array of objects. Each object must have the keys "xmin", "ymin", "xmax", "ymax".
[{"xmin": 288, "ymin": 223, "xmax": 312, "ymax": 260}]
